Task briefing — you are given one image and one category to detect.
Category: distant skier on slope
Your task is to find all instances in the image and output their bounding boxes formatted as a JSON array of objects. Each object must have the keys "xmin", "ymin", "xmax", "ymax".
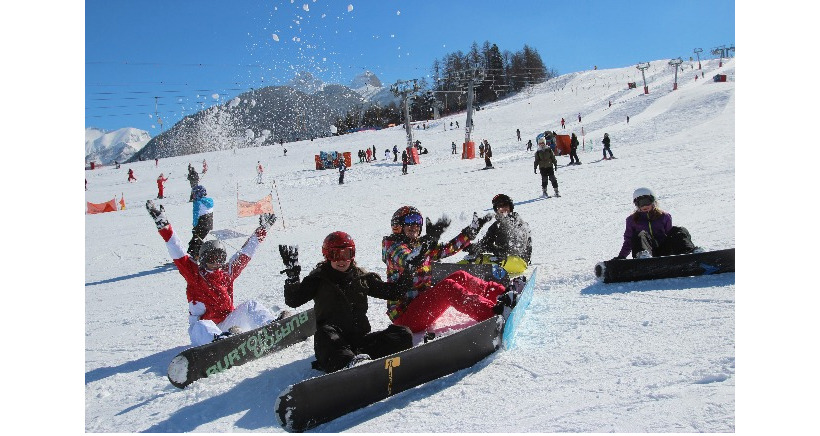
[
  {"xmin": 188, "ymin": 185, "xmax": 214, "ymax": 260},
  {"xmin": 145, "ymin": 200, "xmax": 285, "ymax": 346},
  {"xmin": 534, "ymin": 137, "xmax": 559, "ymax": 197},
  {"xmin": 277, "ymin": 232, "xmax": 413, "ymax": 372}
]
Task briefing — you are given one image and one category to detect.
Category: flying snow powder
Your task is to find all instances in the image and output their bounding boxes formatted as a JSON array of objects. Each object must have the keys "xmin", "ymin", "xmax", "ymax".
[
  {"xmin": 303, "ymin": 4, "xmax": 309, "ymax": 11},
  {"xmin": 211, "ymin": 94, "xmax": 219, "ymax": 100},
  {"xmin": 348, "ymin": 4, "xmax": 353, "ymax": 12},
  {"xmin": 272, "ymin": 34, "xmax": 280, "ymax": 41},
  {"xmin": 397, "ymin": 10, "xmax": 401, "ymax": 15}
]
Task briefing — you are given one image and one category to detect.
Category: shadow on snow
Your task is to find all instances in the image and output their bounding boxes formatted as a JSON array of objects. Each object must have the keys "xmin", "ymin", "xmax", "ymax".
[
  {"xmin": 85, "ymin": 263, "xmax": 176, "ymax": 286},
  {"xmin": 580, "ymin": 272, "xmax": 735, "ymax": 295}
]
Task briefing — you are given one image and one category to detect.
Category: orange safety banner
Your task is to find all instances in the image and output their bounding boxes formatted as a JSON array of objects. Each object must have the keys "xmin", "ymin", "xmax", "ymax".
[
  {"xmin": 87, "ymin": 199, "xmax": 118, "ymax": 214},
  {"xmin": 237, "ymin": 194, "xmax": 274, "ymax": 217}
]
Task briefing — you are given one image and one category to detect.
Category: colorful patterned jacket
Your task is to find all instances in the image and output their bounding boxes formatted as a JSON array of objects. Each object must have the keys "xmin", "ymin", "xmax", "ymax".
[{"xmin": 383, "ymin": 231, "xmax": 472, "ymax": 320}]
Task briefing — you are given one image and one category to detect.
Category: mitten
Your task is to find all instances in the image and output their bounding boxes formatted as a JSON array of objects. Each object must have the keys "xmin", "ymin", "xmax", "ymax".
[
  {"xmin": 425, "ymin": 216, "xmax": 451, "ymax": 240},
  {"xmin": 278, "ymin": 245, "xmax": 301, "ymax": 282},
  {"xmin": 146, "ymin": 200, "xmax": 169, "ymax": 229},
  {"xmin": 259, "ymin": 213, "xmax": 277, "ymax": 229}
]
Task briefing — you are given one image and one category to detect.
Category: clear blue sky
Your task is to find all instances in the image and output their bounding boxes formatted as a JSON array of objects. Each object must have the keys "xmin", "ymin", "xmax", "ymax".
[{"xmin": 85, "ymin": 0, "xmax": 735, "ymax": 134}]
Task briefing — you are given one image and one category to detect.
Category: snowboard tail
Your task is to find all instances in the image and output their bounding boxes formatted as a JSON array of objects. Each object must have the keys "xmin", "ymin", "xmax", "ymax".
[
  {"xmin": 594, "ymin": 248, "xmax": 735, "ymax": 283},
  {"xmin": 167, "ymin": 308, "xmax": 316, "ymax": 388}
]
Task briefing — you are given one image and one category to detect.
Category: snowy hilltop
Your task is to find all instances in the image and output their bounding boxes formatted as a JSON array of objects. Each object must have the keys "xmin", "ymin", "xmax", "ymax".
[
  {"xmin": 85, "ymin": 56, "xmax": 735, "ymax": 432},
  {"xmin": 85, "ymin": 127, "xmax": 150, "ymax": 165}
]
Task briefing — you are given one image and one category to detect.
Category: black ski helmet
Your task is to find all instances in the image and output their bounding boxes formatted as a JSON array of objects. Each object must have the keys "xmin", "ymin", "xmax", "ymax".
[
  {"xmin": 199, "ymin": 239, "xmax": 227, "ymax": 265},
  {"xmin": 492, "ymin": 194, "xmax": 514, "ymax": 212}
]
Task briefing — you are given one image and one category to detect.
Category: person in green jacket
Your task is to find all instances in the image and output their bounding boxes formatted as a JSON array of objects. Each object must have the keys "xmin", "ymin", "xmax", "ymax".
[{"xmin": 534, "ymin": 137, "xmax": 560, "ymax": 197}]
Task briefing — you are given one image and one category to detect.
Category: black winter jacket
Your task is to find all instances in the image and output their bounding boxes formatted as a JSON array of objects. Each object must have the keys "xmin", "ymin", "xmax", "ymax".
[
  {"xmin": 284, "ymin": 262, "xmax": 406, "ymax": 339},
  {"xmin": 470, "ymin": 212, "xmax": 532, "ymax": 263}
]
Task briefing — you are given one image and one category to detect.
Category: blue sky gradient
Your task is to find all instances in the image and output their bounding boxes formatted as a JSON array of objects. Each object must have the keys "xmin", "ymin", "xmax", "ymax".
[{"xmin": 86, "ymin": 0, "xmax": 735, "ymax": 134}]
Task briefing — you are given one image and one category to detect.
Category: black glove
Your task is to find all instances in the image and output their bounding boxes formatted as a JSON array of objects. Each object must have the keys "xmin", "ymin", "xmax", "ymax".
[
  {"xmin": 259, "ymin": 213, "xmax": 277, "ymax": 229},
  {"xmin": 463, "ymin": 212, "xmax": 494, "ymax": 240},
  {"xmin": 146, "ymin": 200, "xmax": 169, "ymax": 229},
  {"xmin": 534, "ymin": 168, "xmax": 537, "ymax": 174},
  {"xmin": 278, "ymin": 245, "xmax": 301, "ymax": 282},
  {"xmin": 425, "ymin": 216, "xmax": 451, "ymax": 241}
]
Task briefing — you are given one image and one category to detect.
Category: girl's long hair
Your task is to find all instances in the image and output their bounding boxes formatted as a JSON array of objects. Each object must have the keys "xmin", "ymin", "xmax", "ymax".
[{"xmin": 631, "ymin": 202, "xmax": 664, "ymax": 221}]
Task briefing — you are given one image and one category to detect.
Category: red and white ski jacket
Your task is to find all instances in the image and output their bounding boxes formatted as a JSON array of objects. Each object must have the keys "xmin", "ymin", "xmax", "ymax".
[{"xmin": 157, "ymin": 224, "xmax": 262, "ymax": 324}]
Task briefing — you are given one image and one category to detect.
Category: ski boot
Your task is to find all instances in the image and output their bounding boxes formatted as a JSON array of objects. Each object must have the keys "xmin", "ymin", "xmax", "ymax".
[
  {"xmin": 542, "ymin": 188, "xmax": 550, "ymax": 198},
  {"xmin": 554, "ymin": 189, "xmax": 561, "ymax": 197}
]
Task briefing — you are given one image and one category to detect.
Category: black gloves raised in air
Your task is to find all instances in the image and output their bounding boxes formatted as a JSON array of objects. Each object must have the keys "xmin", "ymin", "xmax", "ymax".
[{"xmin": 278, "ymin": 245, "xmax": 301, "ymax": 283}]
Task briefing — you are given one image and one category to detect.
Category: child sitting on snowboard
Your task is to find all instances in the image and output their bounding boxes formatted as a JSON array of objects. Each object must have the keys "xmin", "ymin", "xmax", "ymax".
[
  {"xmin": 382, "ymin": 206, "xmax": 524, "ymax": 333},
  {"xmin": 463, "ymin": 194, "xmax": 532, "ymax": 265},
  {"xmin": 614, "ymin": 187, "xmax": 702, "ymax": 260},
  {"xmin": 277, "ymin": 231, "xmax": 413, "ymax": 373},
  {"xmin": 146, "ymin": 200, "xmax": 286, "ymax": 346}
]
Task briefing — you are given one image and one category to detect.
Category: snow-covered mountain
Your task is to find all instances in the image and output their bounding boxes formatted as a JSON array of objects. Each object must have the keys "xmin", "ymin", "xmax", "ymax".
[
  {"xmin": 85, "ymin": 127, "xmax": 150, "ymax": 165},
  {"xmin": 285, "ymin": 71, "xmax": 326, "ymax": 94}
]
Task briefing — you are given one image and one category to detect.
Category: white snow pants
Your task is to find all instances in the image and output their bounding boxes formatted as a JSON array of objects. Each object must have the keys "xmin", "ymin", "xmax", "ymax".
[{"xmin": 188, "ymin": 300, "xmax": 279, "ymax": 346}]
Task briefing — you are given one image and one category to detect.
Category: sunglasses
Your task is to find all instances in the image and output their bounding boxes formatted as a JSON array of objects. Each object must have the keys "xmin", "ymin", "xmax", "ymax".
[
  {"xmin": 634, "ymin": 196, "xmax": 654, "ymax": 207},
  {"xmin": 326, "ymin": 246, "xmax": 355, "ymax": 261},
  {"xmin": 403, "ymin": 213, "xmax": 423, "ymax": 227}
]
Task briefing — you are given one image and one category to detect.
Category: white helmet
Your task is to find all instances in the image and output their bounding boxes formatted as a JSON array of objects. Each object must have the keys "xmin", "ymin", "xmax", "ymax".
[{"xmin": 632, "ymin": 187, "xmax": 656, "ymax": 206}]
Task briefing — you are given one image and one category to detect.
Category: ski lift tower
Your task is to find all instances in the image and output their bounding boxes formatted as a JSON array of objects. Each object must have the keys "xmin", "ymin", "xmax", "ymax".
[
  {"xmin": 669, "ymin": 57, "xmax": 683, "ymax": 90},
  {"xmin": 693, "ymin": 48, "xmax": 703, "ymax": 70},
  {"xmin": 636, "ymin": 62, "xmax": 651, "ymax": 94},
  {"xmin": 390, "ymin": 79, "xmax": 420, "ymax": 150},
  {"xmin": 463, "ymin": 67, "xmax": 485, "ymax": 147}
]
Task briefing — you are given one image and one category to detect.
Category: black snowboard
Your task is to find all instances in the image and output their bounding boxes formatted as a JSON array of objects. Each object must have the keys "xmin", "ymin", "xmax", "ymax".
[
  {"xmin": 595, "ymin": 248, "xmax": 735, "ymax": 283},
  {"xmin": 430, "ymin": 262, "xmax": 495, "ymax": 284},
  {"xmin": 167, "ymin": 308, "xmax": 316, "ymax": 388},
  {"xmin": 275, "ymin": 316, "xmax": 503, "ymax": 432}
]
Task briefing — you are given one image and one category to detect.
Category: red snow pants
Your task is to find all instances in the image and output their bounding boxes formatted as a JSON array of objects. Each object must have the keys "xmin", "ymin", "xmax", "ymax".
[{"xmin": 393, "ymin": 270, "xmax": 506, "ymax": 333}]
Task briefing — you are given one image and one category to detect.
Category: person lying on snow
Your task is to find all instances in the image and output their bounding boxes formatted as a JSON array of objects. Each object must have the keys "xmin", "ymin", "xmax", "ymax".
[
  {"xmin": 278, "ymin": 231, "xmax": 413, "ymax": 372},
  {"xmin": 146, "ymin": 200, "xmax": 287, "ymax": 346}
]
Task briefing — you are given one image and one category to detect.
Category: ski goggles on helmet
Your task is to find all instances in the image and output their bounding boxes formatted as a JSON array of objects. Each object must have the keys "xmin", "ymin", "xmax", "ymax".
[
  {"xmin": 634, "ymin": 195, "xmax": 655, "ymax": 207},
  {"xmin": 403, "ymin": 213, "xmax": 424, "ymax": 227},
  {"xmin": 326, "ymin": 246, "xmax": 355, "ymax": 261}
]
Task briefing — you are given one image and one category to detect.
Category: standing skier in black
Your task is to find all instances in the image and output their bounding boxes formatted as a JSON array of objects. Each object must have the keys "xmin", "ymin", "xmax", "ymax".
[
  {"xmin": 534, "ymin": 138, "xmax": 559, "ymax": 197},
  {"xmin": 569, "ymin": 132, "xmax": 581, "ymax": 165}
]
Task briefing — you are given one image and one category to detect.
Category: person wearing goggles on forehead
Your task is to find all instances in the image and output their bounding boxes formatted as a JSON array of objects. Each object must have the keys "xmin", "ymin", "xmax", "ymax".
[
  {"xmin": 278, "ymin": 232, "xmax": 413, "ymax": 373},
  {"xmin": 464, "ymin": 194, "xmax": 532, "ymax": 267},
  {"xmin": 614, "ymin": 188, "xmax": 702, "ymax": 260},
  {"xmin": 146, "ymin": 200, "xmax": 285, "ymax": 346},
  {"xmin": 382, "ymin": 206, "xmax": 523, "ymax": 333}
]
